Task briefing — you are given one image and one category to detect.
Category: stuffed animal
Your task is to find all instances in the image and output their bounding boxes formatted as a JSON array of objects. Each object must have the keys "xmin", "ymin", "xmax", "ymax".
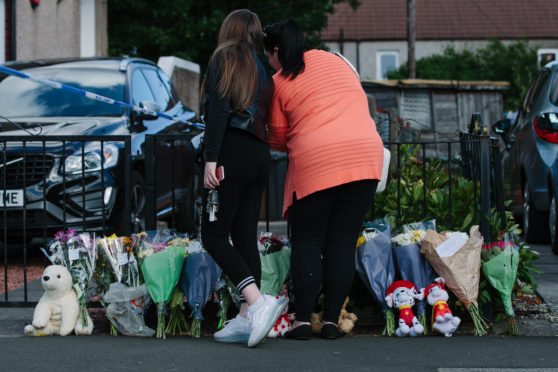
[
  {"xmin": 267, "ymin": 295, "xmax": 293, "ymax": 338},
  {"xmin": 24, "ymin": 265, "xmax": 93, "ymax": 336},
  {"xmin": 385, "ymin": 280, "xmax": 424, "ymax": 337},
  {"xmin": 425, "ymin": 277, "xmax": 460, "ymax": 337},
  {"xmin": 311, "ymin": 296, "xmax": 358, "ymax": 335}
]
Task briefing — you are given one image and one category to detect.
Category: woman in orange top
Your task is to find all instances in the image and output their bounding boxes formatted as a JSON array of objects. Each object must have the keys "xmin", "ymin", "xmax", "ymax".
[{"xmin": 263, "ymin": 19, "xmax": 384, "ymax": 339}]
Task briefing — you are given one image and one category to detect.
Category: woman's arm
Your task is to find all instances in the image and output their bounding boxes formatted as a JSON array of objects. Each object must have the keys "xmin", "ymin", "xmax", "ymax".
[
  {"xmin": 267, "ymin": 91, "xmax": 289, "ymax": 153},
  {"xmin": 203, "ymin": 61, "xmax": 230, "ymax": 163}
]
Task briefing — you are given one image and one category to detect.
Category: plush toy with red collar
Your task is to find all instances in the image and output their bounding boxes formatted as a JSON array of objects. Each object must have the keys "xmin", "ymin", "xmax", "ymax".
[
  {"xmin": 385, "ymin": 280, "xmax": 424, "ymax": 337},
  {"xmin": 425, "ymin": 277, "xmax": 461, "ymax": 337}
]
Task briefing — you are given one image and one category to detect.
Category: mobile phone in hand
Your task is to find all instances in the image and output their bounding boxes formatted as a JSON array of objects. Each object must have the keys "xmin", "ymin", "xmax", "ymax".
[{"xmin": 216, "ymin": 166, "xmax": 225, "ymax": 181}]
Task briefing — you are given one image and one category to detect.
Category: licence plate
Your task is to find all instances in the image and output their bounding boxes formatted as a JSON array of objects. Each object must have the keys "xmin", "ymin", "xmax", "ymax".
[{"xmin": 0, "ymin": 190, "xmax": 24, "ymax": 207}]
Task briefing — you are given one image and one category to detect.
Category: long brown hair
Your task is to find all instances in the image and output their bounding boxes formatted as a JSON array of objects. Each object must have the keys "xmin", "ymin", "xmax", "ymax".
[{"xmin": 206, "ymin": 9, "xmax": 262, "ymax": 112}]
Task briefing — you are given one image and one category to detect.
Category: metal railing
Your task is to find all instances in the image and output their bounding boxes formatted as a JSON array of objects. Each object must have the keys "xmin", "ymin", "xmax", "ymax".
[{"xmin": 0, "ymin": 135, "xmax": 131, "ymax": 306}]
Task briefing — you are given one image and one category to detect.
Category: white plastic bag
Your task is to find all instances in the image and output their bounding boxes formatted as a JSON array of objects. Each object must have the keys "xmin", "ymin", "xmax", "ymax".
[
  {"xmin": 377, "ymin": 147, "xmax": 391, "ymax": 193},
  {"xmin": 103, "ymin": 283, "xmax": 155, "ymax": 337}
]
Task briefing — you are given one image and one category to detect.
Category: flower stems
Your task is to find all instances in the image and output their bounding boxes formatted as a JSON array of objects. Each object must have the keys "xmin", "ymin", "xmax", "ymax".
[
  {"xmin": 165, "ymin": 287, "xmax": 190, "ymax": 336},
  {"xmin": 468, "ymin": 303, "xmax": 488, "ymax": 336},
  {"xmin": 81, "ymin": 306, "xmax": 89, "ymax": 328},
  {"xmin": 382, "ymin": 309, "xmax": 395, "ymax": 336},
  {"xmin": 418, "ymin": 313, "xmax": 428, "ymax": 335},
  {"xmin": 191, "ymin": 318, "xmax": 201, "ymax": 338},
  {"xmin": 507, "ymin": 316, "xmax": 519, "ymax": 336},
  {"xmin": 110, "ymin": 323, "xmax": 118, "ymax": 336},
  {"xmin": 156, "ymin": 302, "xmax": 166, "ymax": 339}
]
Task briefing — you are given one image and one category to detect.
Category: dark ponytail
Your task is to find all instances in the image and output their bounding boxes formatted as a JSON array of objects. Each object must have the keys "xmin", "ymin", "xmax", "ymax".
[{"xmin": 264, "ymin": 18, "xmax": 307, "ymax": 80}]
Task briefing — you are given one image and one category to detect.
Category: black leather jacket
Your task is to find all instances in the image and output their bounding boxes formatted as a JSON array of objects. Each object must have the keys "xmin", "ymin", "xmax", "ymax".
[{"xmin": 202, "ymin": 51, "xmax": 273, "ymax": 162}]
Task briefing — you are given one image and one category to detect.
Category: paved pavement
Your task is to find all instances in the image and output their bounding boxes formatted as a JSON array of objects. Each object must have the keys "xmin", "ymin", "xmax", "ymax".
[{"xmin": 1, "ymin": 224, "xmax": 558, "ymax": 370}]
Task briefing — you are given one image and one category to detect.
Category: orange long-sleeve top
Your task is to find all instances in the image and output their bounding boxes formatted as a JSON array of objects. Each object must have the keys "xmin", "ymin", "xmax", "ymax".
[{"xmin": 268, "ymin": 49, "xmax": 384, "ymax": 217}]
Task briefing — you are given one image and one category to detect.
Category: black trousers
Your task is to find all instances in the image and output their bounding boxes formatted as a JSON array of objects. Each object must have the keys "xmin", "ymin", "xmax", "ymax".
[
  {"xmin": 201, "ymin": 129, "xmax": 271, "ymax": 297},
  {"xmin": 289, "ymin": 179, "xmax": 378, "ymax": 323}
]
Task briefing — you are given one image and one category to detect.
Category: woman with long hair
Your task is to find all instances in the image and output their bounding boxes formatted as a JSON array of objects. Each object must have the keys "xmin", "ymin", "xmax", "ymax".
[
  {"xmin": 263, "ymin": 19, "xmax": 384, "ymax": 339},
  {"xmin": 201, "ymin": 9, "xmax": 285, "ymax": 347}
]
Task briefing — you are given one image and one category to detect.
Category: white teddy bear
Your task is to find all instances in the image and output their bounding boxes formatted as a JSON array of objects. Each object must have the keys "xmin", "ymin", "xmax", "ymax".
[
  {"xmin": 24, "ymin": 265, "xmax": 93, "ymax": 336},
  {"xmin": 424, "ymin": 277, "xmax": 461, "ymax": 337}
]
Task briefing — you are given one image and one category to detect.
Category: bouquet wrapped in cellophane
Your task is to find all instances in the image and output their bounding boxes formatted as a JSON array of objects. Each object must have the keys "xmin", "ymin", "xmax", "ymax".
[
  {"xmin": 179, "ymin": 239, "xmax": 223, "ymax": 338},
  {"xmin": 97, "ymin": 234, "xmax": 153, "ymax": 336},
  {"xmin": 481, "ymin": 234, "xmax": 520, "ymax": 336},
  {"xmin": 42, "ymin": 229, "xmax": 96, "ymax": 333},
  {"xmin": 355, "ymin": 218, "xmax": 397, "ymax": 336},
  {"xmin": 135, "ymin": 230, "xmax": 189, "ymax": 339},
  {"xmin": 257, "ymin": 232, "xmax": 291, "ymax": 296},
  {"xmin": 421, "ymin": 225, "xmax": 488, "ymax": 336}
]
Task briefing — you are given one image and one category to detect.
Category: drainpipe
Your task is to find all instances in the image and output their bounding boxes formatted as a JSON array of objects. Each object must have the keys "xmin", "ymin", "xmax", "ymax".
[
  {"xmin": 9, "ymin": 0, "xmax": 15, "ymax": 60},
  {"xmin": 339, "ymin": 28, "xmax": 344, "ymax": 55},
  {"xmin": 356, "ymin": 39, "xmax": 360, "ymax": 75}
]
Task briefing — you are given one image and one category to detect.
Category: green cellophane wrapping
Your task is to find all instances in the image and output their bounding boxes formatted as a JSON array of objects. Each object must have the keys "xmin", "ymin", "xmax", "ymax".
[
  {"xmin": 482, "ymin": 245, "xmax": 520, "ymax": 335},
  {"xmin": 140, "ymin": 245, "xmax": 186, "ymax": 338},
  {"xmin": 260, "ymin": 249, "xmax": 291, "ymax": 295}
]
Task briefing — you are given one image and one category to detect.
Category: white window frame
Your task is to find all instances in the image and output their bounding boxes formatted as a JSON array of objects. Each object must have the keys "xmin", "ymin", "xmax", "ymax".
[
  {"xmin": 538, "ymin": 48, "xmax": 558, "ymax": 68},
  {"xmin": 0, "ymin": 0, "xmax": 5, "ymax": 64},
  {"xmin": 80, "ymin": 0, "xmax": 96, "ymax": 57},
  {"xmin": 376, "ymin": 51, "xmax": 399, "ymax": 80}
]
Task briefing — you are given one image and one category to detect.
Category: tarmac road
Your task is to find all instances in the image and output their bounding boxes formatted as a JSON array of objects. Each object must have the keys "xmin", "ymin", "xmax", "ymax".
[
  {"xmin": 0, "ymin": 334, "xmax": 557, "ymax": 371},
  {"xmin": 1, "ymin": 226, "xmax": 558, "ymax": 371}
]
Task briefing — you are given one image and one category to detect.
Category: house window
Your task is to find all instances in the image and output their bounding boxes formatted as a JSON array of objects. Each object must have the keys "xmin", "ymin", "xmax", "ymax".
[
  {"xmin": 376, "ymin": 51, "xmax": 399, "ymax": 80},
  {"xmin": 538, "ymin": 49, "xmax": 558, "ymax": 68}
]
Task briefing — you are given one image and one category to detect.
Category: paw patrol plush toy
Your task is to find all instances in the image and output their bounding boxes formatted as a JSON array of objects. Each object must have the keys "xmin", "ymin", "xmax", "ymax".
[
  {"xmin": 425, "ymin": 277, "xmax": 460, "ymax": 337},
  {"xmin": 385, "ymin": 280, "xmax": 424, "ymax": 337}
]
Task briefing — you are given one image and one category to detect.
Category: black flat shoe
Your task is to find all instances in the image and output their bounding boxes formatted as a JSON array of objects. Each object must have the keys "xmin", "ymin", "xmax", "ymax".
[
  {"xmin": 321, "ymin": 323, "xmax": 343, "ymax": 339},
  {"xmin": 284, "ymin": 324, "xmax": 312, "ymax": 340}
]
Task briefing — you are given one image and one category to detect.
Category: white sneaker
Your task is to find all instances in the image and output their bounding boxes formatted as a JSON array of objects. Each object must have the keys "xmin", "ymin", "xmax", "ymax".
[
  {"xmin": 213, "ymin": 315, "xmax": 251, "ymax": 343},
  {"xmin": 247, "ymin": 295, "xmax": 287, "ymax": 348}
]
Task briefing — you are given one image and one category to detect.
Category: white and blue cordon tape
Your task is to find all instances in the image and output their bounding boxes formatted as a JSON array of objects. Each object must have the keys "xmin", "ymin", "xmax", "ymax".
[{"xmin": 0, "ymin": 65, "xmax": 205, "ymax": 130}]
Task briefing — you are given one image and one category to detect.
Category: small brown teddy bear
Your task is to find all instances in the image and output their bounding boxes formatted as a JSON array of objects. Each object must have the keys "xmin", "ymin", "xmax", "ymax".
[{"xmin": 311, "ymin": 296, "xmax": 358, "ymax": 335}]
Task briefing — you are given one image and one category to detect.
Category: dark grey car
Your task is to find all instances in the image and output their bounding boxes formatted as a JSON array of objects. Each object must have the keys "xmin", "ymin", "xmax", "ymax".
[{"xmin": 493, "ymin": 61, "xmax": 558, "ymax": 254}]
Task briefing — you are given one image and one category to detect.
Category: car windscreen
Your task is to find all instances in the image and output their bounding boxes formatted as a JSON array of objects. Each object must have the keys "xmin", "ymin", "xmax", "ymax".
[{"xmin": 0, "ymin": 68, "xmax": 126, "ymax": 117}]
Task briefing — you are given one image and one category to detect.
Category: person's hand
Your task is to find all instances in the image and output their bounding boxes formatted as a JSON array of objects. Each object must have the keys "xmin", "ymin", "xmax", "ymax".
[{"xmin": 204, "ymin": 162, "xmax": 220, "ymax": 189}]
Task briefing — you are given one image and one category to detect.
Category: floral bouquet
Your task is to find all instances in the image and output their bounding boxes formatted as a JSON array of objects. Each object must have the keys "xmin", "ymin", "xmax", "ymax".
[
  {"xmin": 481, "ymin": 235, "xmax": 520, "ymax": 335},
  {"xmin": 42, "ymin": 229, "xmax": 96, "ymax": 333},
  {"xmin": 355, "ymin": 217, "xmax": 397, "ymax": 336},
  {"xmin": 179, "ymin": 239, "xmax": 223, "ymax": 338},
  {"xmin": 136, "ymin": 230, "xmax": 188, "ymax": 338},
  {"xmin": 97, "ymin": 234, "xmax": 146, "ymax": 336},
  {"xmin": 421, "ymin": 225, "xmax": 489, "ymax": 336},
  {"xmin": 97, "ymin": 234, "xmax": 141, "ymax": 288},
  {"xmin": 391, "ymin": 221, "xmax": 438, "ymax": 333},
  {"xmin": 258, "ymin": 232, "xmax": 291, "ymax": 296}
]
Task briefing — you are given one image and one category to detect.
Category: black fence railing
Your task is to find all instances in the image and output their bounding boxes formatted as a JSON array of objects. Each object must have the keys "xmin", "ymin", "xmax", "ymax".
[
  {"xmin": 0, "ymin": 135, "xmax": 131, "ymax": 307},
  {"xmin": 0, "ymin": 116, "xmax": 505, "ymax": 307}
]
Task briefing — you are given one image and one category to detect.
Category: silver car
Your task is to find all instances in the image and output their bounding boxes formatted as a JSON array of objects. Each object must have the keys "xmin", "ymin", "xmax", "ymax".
[{"xmin": 493, "ymin": 61, "xmax": 558, "ymax": 254}]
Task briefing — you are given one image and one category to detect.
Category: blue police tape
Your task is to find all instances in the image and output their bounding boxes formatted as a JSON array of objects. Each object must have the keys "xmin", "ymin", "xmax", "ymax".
[{"xmin": 0, "ymin": 65, "xmax": 205, "ymax": 130}]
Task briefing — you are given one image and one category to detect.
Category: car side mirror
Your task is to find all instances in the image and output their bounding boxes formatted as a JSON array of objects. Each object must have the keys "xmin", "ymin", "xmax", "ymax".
[
  {"xmin": 137, "ymin": 101, "xmax": 161, "ymax": 121},
  {"xmin": 492, "ymin": 118, "xmax": 511, "ymax": 136}
]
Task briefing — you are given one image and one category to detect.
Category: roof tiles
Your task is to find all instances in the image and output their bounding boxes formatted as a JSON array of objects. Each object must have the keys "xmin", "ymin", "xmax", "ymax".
[{"xmin": 322, "ymin": 0, "xmax": 558, "ymax": 41}]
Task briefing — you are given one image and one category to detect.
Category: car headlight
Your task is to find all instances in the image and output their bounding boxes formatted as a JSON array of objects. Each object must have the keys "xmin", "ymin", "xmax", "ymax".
[{"xmin": 64, "ymin": 143, "xmax": 119, "ymax": 174}]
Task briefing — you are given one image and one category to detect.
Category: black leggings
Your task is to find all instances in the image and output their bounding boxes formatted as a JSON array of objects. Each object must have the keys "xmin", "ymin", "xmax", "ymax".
[
  {"xmin": 289, "ymin": 179, "xmax": 378, "ymax": 323},
  {"xmin": 201, "ymin": 129, "xmax": 270, "ymax": 298}
]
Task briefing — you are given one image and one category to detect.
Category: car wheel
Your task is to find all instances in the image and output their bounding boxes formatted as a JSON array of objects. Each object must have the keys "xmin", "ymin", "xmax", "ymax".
[
  {"xmin": 550, "ymin": 193, "xmax": 558, "ymax": 255},
  {"xmin": 523, "ymin": 182, "xmax": 549, "ymax": 243}
]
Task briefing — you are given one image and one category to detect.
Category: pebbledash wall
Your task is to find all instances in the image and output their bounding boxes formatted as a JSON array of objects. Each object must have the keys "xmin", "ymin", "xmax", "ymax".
[{"xmin": 0, "ymin": 0, "xmax": 107, "ymax": 63}]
